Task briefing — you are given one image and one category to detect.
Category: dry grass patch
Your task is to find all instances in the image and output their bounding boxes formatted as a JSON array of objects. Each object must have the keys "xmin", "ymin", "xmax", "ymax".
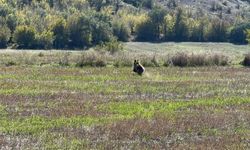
[{"xmin": 167, "ymin": 53, "xmax": 229, "ymax": 67}]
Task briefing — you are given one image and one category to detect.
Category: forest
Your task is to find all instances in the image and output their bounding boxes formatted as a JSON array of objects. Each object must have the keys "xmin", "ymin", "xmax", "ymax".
[{"xmin": 0, "ymin": 0, "xmax": 250, "ymax": 49}]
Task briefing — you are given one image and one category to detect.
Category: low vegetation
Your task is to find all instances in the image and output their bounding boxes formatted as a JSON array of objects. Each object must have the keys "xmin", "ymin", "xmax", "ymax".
[
  {"xmin": 168, "ymin": 53, "xmax": 229, "ymax": 67},
  {"xmin": 0, "ymin": 63, "xmax": 249, "ymax": 149}
]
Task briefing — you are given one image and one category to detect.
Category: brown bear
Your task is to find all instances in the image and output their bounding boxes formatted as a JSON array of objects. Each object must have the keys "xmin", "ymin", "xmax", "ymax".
[{"xmin": 133, "ymin": 60, "xmax": 145, "ymax": 75}]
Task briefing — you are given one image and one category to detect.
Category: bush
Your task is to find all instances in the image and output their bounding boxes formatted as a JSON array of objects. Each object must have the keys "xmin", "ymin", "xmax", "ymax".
[
  {"xmin": 97, "ymin": 38, "xmax": 124, "ymax": 54},
  {"xmin": 207, "ymin": 19, "xmax": 229, "ymax": 42},
  {"xmin": 59, "ymin": 52, "xmax": 70, "ymax": 66},
  {"xmin": 114, "ymin": 58, "xmax": 133, "ymax": 67},
  {"xmin": 242, "ymin": 53, "xmax": 250, "ymax": 66},
  {"xmin": 5, "ymin": 60, "xmax": 16, "ymax": 66},
  {"xmin": 167, "ymin": 53, "xmax": 229, "ymax": 67},
  {"xmin": 35, "ymin": 31, "xmax": 54, "ymax": 49},
  {"xmin": 13, "ymin": 25, "xmax": 36, "ymax": 49},
  {"xmin": 76, "ymin": 52, "xmax": 107, "ymax": 67},
  {"xmin": 140, "ymin": 55, "xmax": 160, "ymax": 67},
  {"xmin": 188, "ymin": 54, "xmax": 207, "ymax": 66},
  {"xmin": 230, "ymin": 23, "xmax": 250, "ymax": 44},
  {"xmin": 173, "ymin": 8, "xmax": 189, "ymax": 41},
  {"xmin": 51, "ymin": 19, "xmax": 68, "ymax": 49},
  {"xmin": 0, "ymin": 25, "xmax": 11, "ymax": 48},
  {"xmin": 6, "ymin": 14, "xmax": 17, "ymax": 33},
  {"xmin": 208, "ymin": 54, "xmax": 229, "ymax": 66},
  {"xmin": 91, "ymin": 17, "xmax": 113, "ymax": 45},
  {"xmin": 67, "ymin": 15, "xmax": 92, "ymax": 48},
  {"xmin": 136, "ymin": 19, "xmax": 158, "ymax": 41},
  {"xmin": 112, "ymin": 21, "xmax": 130, "ymax": 42},
  {"xmin": 246, "ymin": 29, "xmax": 250, "ymax": 44},
  {"xmin": 170, "ymin": 53, "xmax": 189, "ymax": 67}
]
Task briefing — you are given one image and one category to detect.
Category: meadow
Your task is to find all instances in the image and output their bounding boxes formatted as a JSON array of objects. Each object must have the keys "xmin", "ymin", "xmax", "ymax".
[{"xmin": 0, "ymin": 42, "xmax": 250, "ymax": 149}]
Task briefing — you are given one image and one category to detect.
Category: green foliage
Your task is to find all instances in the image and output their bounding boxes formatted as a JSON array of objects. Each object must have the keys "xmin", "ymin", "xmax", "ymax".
[
  {"xmin": 0, "ymin": 3, "xmax": 11, "ymax": 17},
  {"xmin": 0, "ymin": 0, "xmax": 250, "ymax": 49},
  {"xmin": 112, "ymin": 21, "xmax": 130, "ymax": 42},
  {"xmin": 88, "ymin": 0, "xmax": 105, "ymax": 11},
  {"xmin": 173, "ymin": 8, "xmax": 189, "ymax": 41},
  {"xmin": 35, "ymin": 30, "xmax": 54, "ymax": 49},
  {"xmin": 230, "ymin": 23, "xmax": 250, "ymax": 44},
  {"xmin": 101, "ymin": 98, "xmax": 250, "ymax": 118},
  {"xmin": 148, "ymin": 6, "xmax": 167, "ymax": 40},
  {"xmin": 13, "ymin": 25, "xmax": 36, "ymax": 49},
  {"xmin": 67, "ymin": 14, "xmax": 92, "ymax": 48},
  {"xmin": 208, "ymin": 19, "xmax": 229, "ymax": 42},
  {"xmin": 122, "ymin": 0, "xmax": 154, "ymax": 8},
  {"xmin": 0, "ymin": 25, "xmax": 11, "ymax": 48},
  {"xmin": 91, "ymin": 15, "xmax": 113, "ymax": 45},
  {"xmin": 67, "ymin": 12, "xmax": 112, "ymax": 48},
  {"xmin": 136, "ymin": 19, "xmax": 158, "ymax": 41},
  {"xmin": 6, "ymin": 14, "xmax": 17, "ymax": 33},
  {"xmin": 163, "ymin": 14, "xmax": 175, "ymax": 40},
  {"xmin": 189, "ymin": 20, "xmax": 207, "ymax": 42},
  {"xmin": 246, "ymin": 29, "xmax": 250, "ymax": 44},
  {"xmin": 51, "ymin": 19, "xmax": 68, "ymax": 49},
  {"xmin": 98, "ymin": 38, "xmax": 124, "ymax": 54},
  {"xmin": 135, "ymin": 7, "xmax": 167, "ymax": 41}
]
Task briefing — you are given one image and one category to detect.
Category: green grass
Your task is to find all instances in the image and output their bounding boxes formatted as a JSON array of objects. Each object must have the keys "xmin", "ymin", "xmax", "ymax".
[
  {"xmin": 0, "ymin": 115, "xmax": 119, "ymax": 134},
  {"xmin": 100, "ymin": 97, "xmax": 250, "ymax": 118},
  {"xmin": 0, "ymin": 47, "xmax": 249, "ymax": 149}
]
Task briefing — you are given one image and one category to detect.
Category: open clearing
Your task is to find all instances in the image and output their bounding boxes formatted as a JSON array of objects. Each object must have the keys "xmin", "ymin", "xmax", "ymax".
[{"xmin": 0, "ymin": 42, "xmax": 250, "ymax": 149}]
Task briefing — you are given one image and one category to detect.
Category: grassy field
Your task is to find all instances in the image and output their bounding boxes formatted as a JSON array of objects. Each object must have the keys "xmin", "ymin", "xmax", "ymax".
[{"xmin": 0, "ymin": 42, "xmax": 250, "ymax": 149}]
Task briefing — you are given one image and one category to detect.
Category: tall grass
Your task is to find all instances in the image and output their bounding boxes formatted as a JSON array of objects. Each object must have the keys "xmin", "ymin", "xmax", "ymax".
[
  {"xmin": 75, "ymin": 52, "xmax": 107, "ymax": 67},
  {"xmin": 0, "ymin": 50, "xmax": 237, "ymax": 68},
  {"xmin": 166, "ymin": 53, "xmax": 229, "ymax": 67}
]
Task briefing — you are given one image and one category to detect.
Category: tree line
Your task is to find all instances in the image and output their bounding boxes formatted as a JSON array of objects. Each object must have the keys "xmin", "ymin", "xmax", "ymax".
[{"xmin": 0, "ymin": 0, "xmax": 250, "ymax": 49}]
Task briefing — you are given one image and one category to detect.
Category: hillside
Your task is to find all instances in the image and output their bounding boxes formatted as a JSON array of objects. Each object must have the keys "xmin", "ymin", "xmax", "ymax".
[
  {"xmin": 156, "ymin": 0, "xmax": 250, "ymax": 23},
  {"xmin": 120, "ymin": 0, "xmax": 250, "ymax": 22}
]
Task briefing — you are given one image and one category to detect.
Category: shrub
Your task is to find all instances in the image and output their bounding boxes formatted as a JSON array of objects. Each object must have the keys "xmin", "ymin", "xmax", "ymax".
[
  {"xmin": 242, "ymin": 53, "xmax": 250, "ymax": 66},
  {"xmin": 208, "ymin": 54, "xmax": 229, "ymax": 66},
  {"xmin": 6, "ymin": 14, "xmax": 17, "ymax": 33},
  {"xmin": 229, "ymin": 22, "xmax": 250, "ymax": 44},
  {"xmin": 114, "ymin": 58, "xmax": 133, "ymax": 67},
  {"xmin": 51, "ymin": 19, "xmax": 68, "ymax": 49},
  {"xmin": 170, "ymin": 52, "xmax": 189, "ymax": 67},
  {"xmin": 188, "ymin": 54, "xmax": 207, "ymax": 66},
  {"xmin": 76, "ymin": 52, "xmax": 107, "ymax": 67},
  {"xmin": 13, "ymin": 25, "xmax": 36, "ymax": 49},
  {"xmin": 91, "ymin": 19, "xmax": 113, "ymax": 45},
  {"xmin": 59, "ymin": 52, "xmax": 70, "ymax": 66},
  {"xmin": 0, "ymin": 25, "xmax": 11, "ymax": 48},
  {"xmin": 113, "ymin": 53, "xmax": 133, "ymax": 67},
  {"xmin": 98, "ymin": 38, "xmax": 124, "ymax": 54},
  {"xmin": 207, "ymin": 19, "xmax": 229, "ymax": 42},
  {"xmin": 140, "ymin": 55, "xmax": 160, "ymax": 67},
  {"xmin": 35, "ymin": 31, "xmax": 54, "ymax": 49},
  {"xmin": 173, "ymin": 8, "xmax": 189, "ymax": 41},
  {"xmin": 112, "ymin": 21, "xmax": 130, "ymax": 42},
  {"xmin": 246, "ymin": 29, "xmax": 250, "ymax": 44},
  {"xmin": 67, "ymin": 15, "xmax": 92, "ymax": 48},
  {"xmin": 136, "ymin": 19, "xmax": 158, "ymax": 41},
  {"xmin": 167, "ymin": 53, "xmax": 229, "ymax": 67},
  {"xmin": 38, "ymin": 52, "xmax": 44, "ymax": 57},
  {"xmin": 5, "ymin": 60, "xmax": 16, "ymax": 66}
]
